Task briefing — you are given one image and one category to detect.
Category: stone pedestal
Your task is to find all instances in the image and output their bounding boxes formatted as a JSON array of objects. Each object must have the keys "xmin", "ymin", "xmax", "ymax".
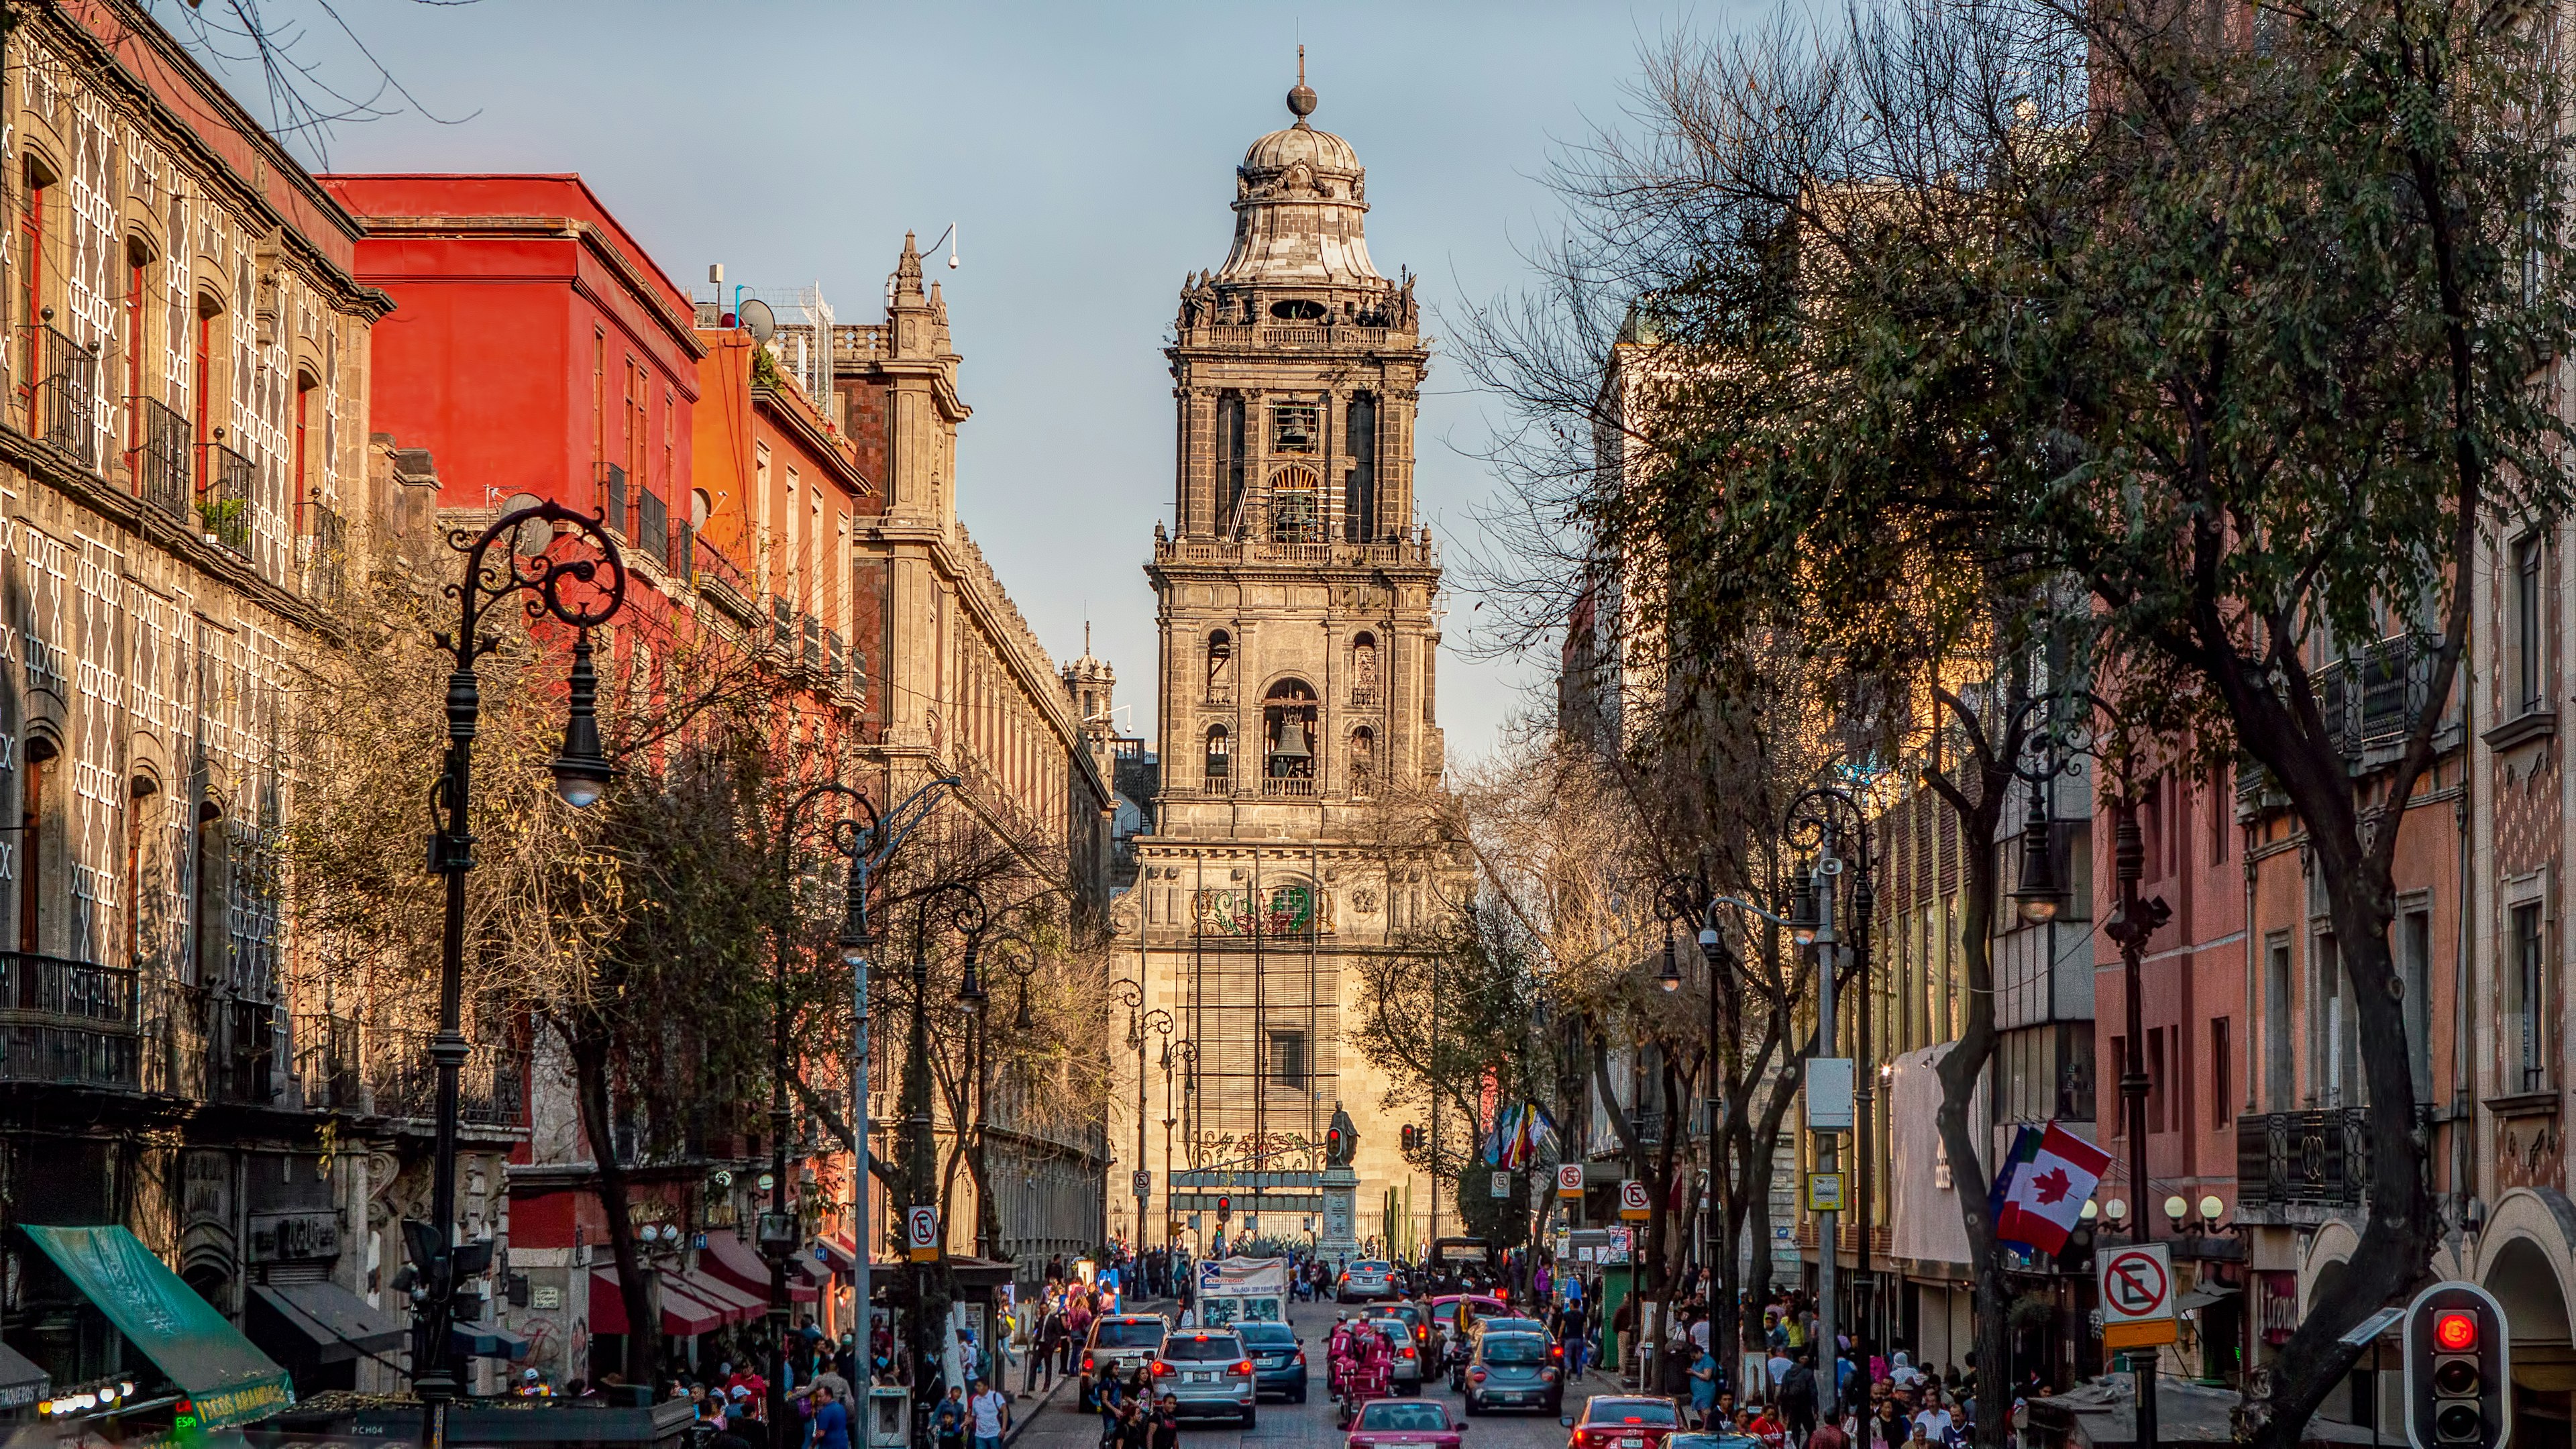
[{"xmin": 1319, "ymin": 1165, "xmax": 1360, "ymax": 1268}]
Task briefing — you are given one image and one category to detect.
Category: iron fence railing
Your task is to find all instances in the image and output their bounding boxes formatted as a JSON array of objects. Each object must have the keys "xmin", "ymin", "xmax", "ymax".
[
  {"xmin": 25, "ymin": 322, "xmax": 96, "ymax": 467},
  {"xmin": 200, "ymin": 440, "xmax": 256, "ymax": 555},
  {"xmin": 131, "ymin": 395, "xmax": 189, "ymax": 523},
  {"xmin": 303, "ymin": 502, "xmax": 347, "ymax": 604},
  {"xmin": 2314, "ymin": 638, "xmax": 2435, "ymax": 758},
  {"xmin": 292, "ymin": 1013, "xmax": 360, "ymax": 1110},
  {"xmin": 368, "ymin": 1028, "xmax": 530, "ymax": 1126},
  {"xmin": 0, "ymin": 952, "xmax": 139, "ymax": 1089},
  {"xmin": 596, "ymin": 462, "xmax": 629, "ymax": 539},
  {"xmin": 2236, "ymin": 1106, "xmax": 2433, "ymax": 1208},
  {"xmin": 637, "ymin": 488, "xmax": 669, "ymax": 568}
]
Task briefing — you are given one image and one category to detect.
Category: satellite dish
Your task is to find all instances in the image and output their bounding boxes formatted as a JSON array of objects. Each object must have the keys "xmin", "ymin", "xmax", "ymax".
[
  {"xmin": 500, "ymin": 492, "xmax": 550, "ymax": 555},
  {"xmin": 740, "ymin": 297, "xmax": 777, "ymax": 345}
]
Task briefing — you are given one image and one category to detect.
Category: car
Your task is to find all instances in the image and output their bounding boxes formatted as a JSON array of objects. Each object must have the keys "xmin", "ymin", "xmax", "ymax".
[
  {"xmin": 1462, "ymin": 1332, "xmax": 1562, "ymax": 1415},
  {"xmin": 1151, "ymin": 1330, "xmax": 1258, "ymax": 1427},
  {"xmin": 1369, "ymin": 1317, "xmax": 1426, "ymax": 1394},
  {"xmin": 1452, "ymin": 1318, "xmax": 1550, "ymax": 1389},
  {"xmin": 1341, "ymin": 1260, "xmax": 1398, "ymax": 1301},
  {"xmin": 1385, "ymin": 1299, "xmax": 1430, "ymax": 1352},
  {"xmin": 1077, "ymin": 1313, "xmax": 1171, "ymax": 1410},
  {"xmin": 1562, "ymin": 1395, "xmax": 1684, "ymax": 1449},
  {"xmin": 1344, "ymin": 1398, "xmax": 1467, "ymax": 1449},
  {"xmin": 1668, "ymin": 1435, "xmax": 1764, "ymax": 1449},
  {"xmin": 1240, "ymin": 1320, "xmax": 1309, "ymax": 1402}
]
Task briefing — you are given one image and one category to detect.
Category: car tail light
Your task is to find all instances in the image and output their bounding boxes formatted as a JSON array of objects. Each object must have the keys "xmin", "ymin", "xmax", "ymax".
[
  {"xmin": 1295, "ymin": 1352, "xmax": 1307, "ymax": 1365},
  {"xmin": 1151, "ymin": 1362, "xmax": 1173, "ymax": 1377},
  {"xmin": 1468, "ymin": 1369, "xmax": 1488, "ymax": 1383},
  {"xmin": 1082, "ymin": 1356, "xmax": 1095, "ymax": 1373},
  {"xmin": 1541, "ymin": 1367, "xmax": 1560, "ymax": 1381},
  {"xmin": 1551, "ymin": 1344, "xmax": 1564, "ymax": 1359},
  {"xmin": 1230, "ymin": 1361, "xmax": 1254, "ymax": 1377},
  {"xmin": 1401, "ymin": 1348, "xmax": 1417, "ymax": 1359}
]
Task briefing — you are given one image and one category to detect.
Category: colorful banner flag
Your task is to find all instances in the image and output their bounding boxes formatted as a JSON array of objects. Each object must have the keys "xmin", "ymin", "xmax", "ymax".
[{"xmin": 1993, "ymin": 1122, "xmax": 2111, "ymax": 1255}]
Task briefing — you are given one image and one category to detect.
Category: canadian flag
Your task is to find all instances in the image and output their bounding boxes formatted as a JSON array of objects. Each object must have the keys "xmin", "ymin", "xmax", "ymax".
[{"xmin": 1993, "ymin": 1122, "xmax": 2112, "ymax": 1254}]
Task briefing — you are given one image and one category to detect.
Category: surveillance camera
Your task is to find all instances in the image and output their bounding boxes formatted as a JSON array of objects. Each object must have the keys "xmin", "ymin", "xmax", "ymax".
[{"xmin": 947, "ymin": 257, "xmax": 960, "ymax": 270}]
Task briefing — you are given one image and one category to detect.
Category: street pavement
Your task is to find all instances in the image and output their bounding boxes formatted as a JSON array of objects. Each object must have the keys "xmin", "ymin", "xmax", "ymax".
[{"xmin": 1006, "ymin": 1298, "xmax": 1627, "ymax": 1449}]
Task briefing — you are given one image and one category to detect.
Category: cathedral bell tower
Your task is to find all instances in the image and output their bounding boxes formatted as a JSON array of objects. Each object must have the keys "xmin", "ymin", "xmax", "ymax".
[{"xmin": 1118, "ymin": 60, "xmax": 1450, "ymax": 1258}]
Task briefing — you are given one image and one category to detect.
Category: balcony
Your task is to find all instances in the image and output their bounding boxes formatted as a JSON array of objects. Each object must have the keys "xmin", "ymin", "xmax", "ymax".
[
  {"xmin": 24, "ymin": 321, "xmax": 96, "ymax": 468},
  {"xmin": 596, "ymin": 462, "xmax": 628, "ymax": 539},
  {"xmin": 130, "ymin": 395, "xmax": 189, "ymax": 524},
  {"xmin": 199, "ymin": 440, "xmax": 255, "ymax": 556},
  {"xmin": 303, "ymin": 502, "xmax": 347, "ymax": 606},
  {"xmin": 2235, "ymin": 1106, "xmax": 2431, "ymax": 1217},
  {"xmin": 636, "ymin": 489, "xmax": 669, "ymax": 568},
  {"xmin": 292, "ymin": 1014, "xmax": 360, "ymax": 1110},
  {"xmin": 368, "ymin": 1028, "xmax": 529, "ymax": 1128},
  {"xmin": 1261, "ymin": 773, "xmax": 1317, "ymax": 798},
  {"xmin": 2314, "ymin": 638, "xmax": 2442, "ymax": 762},
  {"xmin": 0, "ymin": 953, "xmax": 139, "ymax": 1089}
]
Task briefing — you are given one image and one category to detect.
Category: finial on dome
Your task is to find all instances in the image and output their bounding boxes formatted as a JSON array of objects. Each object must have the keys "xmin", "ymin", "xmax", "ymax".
[{"xmin": 1287, "ymin": 44, "xmax": 1317, "ymax": 125}]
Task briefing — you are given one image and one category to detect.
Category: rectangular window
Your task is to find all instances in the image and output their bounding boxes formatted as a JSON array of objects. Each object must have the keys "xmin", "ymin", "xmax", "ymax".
[
  {"xmin": 1218, "ymin": 393, "xmax": 1246, "ymax": 533},
  {"xmin": 592, "ymin": 330, "xmax": 605, "ymax": 464},
  {"xmin": 192, "ymin": 308, "xmax": 211, "ymax": 491},
  {"xmin": 17, "ymin": 181, "xmax": 45, "ymax": 409},
  {"xmin": 2402, "ymin": 909, "xmax": 2434, "ymax": 1104},
  {"xmin": 18, "ymin": 743, "xmax": 44, "ymax": 954},
  {"xmin": 2515, "ymin": 902, "xmax": 2547, "ymax": 1091},
  {"xmin": 2211, "ymin": 1018, "xmax": 2232, "ymax": 1129},
  {"xmin": 2317, "ymin": 932, "xmax": 2349, "ymax": 1106},
  {"xmin": 124, "ymin": 258, "xmax": 144, "ymax": 452},
  {"xmin": 2264, "ymin": 939, "xmax": 2294, "ymax": 1108},
  {"xmin": 1271, "ymin": 401, "xmax": 1319, "ymax": 455},
  {"xmin": 2147, "ymin": 1026, "xmax": 2167, "ymax": 1134},
  {"xmin": 1344, "ymin": 393, "xmax": 1378, "ymax": 542},
  {"xmin": 2108, "ymin": 1034, "xmax": 2127, "ymax": 1135},
  {"xmin": 2516, "ymin": 533, "xmax": 2546, "ymax": 713},
  {"xmin": 1269, "ymin": 1030, "xmax": 1307, "ymax": 1089}
]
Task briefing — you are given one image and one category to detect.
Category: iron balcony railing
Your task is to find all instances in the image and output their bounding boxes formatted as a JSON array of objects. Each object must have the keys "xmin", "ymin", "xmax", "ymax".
[
  {"xmin": 0, "ymin": 952, "xmax": 140, "ymax": 1089},
  {"xmin": 637, "ymin": 488, "xmax": 669, "ymax": 568},
  {"xmin": 131, "ymin": 395, "xmax": 190, "ymax": 523},
  {"xmin": 369, "ymin": 1028, "xmax": 529, "ymax": 1127},
  {"xmin": 596, "ymin": 462, "xmax": 629, "ymax": 539},
  {"xmin": 25, "ymin": 321, "xmax": 96, "ymax": 468},
  {"xmin": 200, "ymin": 440, "xmax": 256, "ymax": 555},
  {"xmin": 2314, "ymin": 637, "xmax": 2438, "ymax": 759},
  {"xmin": 303, "ymin": 502, "xmax": 347, "ymax": 604},
  {"xmin": 292, "ymin": 1014, "xmax": 361, "ymax": 1110},
  {"xmin": 2236, "ymin": 1106, "xmax": 2433, "ymax": 1209},
  {"xmin": 771, "ymin": 594, "xmax": 796, "ymax": 655},
  {"xmin": 212, "ymin": 998, "xmax": 276, "ymax": 1104}
]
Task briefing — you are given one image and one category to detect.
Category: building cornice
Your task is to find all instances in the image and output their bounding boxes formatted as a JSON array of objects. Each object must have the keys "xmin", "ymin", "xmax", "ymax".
[{"xmin": 352, "ymin": 215, "xmax": 708, "ymax": 363}]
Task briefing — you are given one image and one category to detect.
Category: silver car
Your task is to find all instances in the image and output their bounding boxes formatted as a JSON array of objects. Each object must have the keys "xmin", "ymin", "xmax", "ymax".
[
  {"xmin": 1371, "ymin": 1318, "xmax": 1426, "ymax": 1394},
  {"xmin": 1077, "ymin": 1313, "xmax": 1170, "ymax": 1410},
  {"xmin": 1340, "ymin": 1259, "xmax": 1397, "ymax": 1301},
  {"xmin": 1151, "ymin": 1330, "xmax": 1257, "ymax": 1426}
]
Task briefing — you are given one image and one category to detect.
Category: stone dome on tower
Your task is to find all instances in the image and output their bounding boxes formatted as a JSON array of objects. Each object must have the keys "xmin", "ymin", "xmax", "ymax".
[{"xmin": 1214, "ymin": 59, "xmax": 1383, "ymax": 287}]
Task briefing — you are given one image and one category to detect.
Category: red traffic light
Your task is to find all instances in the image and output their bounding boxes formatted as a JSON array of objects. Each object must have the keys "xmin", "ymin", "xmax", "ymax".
[{"xmin": 2436, "ymin": 1311, "xmax": 2479, "ymax": 1353}]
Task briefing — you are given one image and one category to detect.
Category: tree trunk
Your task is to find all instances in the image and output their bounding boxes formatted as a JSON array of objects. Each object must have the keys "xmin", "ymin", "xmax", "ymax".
[{"xmin": 571, "ymin": 1022, "xmax": 661, "ymax": 1388}]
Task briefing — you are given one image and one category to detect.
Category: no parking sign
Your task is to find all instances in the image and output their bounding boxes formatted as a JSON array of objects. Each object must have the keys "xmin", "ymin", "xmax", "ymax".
[{"xmin": 907, "ymin": 1205, "xmax": 940, "ymax": 1262}]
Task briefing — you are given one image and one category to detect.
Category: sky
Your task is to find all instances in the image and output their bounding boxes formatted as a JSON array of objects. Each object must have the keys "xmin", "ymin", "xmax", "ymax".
[{"xmin": 212, "ymin": 0, "xmax": 1741, "ymax": 764}]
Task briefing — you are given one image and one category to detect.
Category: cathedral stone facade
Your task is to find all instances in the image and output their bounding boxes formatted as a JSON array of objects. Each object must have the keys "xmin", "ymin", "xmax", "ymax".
[{"xmin": 1114, "ymin": 72, "xmax": 1456, "ymax": 1257}]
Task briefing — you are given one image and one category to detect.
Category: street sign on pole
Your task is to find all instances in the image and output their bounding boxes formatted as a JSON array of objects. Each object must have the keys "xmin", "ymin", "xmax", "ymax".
[
  {"xmin": 906, "ymin": 1205, "xmax": 940, "ymax": 1263},
  {"xmin": 2098, "ymin": 1244, "xmax": 2178, "ymax": 1348},
  {"xmin": 1490, "ymin": 1173, "xmax": 1512, "ymax": 1199},
  {"xmin": 1618, "ymin": 1180, "xmax": 1652, "ymax": 1220},
  {"xmin": 1807, "ymin": 1173, "xmax": 1845, "ymax": 1213},
  {"xmin": 1558, "ymin": 1164, "xmax": 1585, "ymax": 1199},
  {"xmin": 1132, "ymin": 1170, "xmax": 1152, "ymax": 1199}
]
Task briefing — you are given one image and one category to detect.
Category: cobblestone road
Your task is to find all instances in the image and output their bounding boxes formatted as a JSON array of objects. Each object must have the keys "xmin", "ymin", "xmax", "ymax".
[{"xmin": 1007, "ymin": 1300, "xmax": 1632, "ymax": 1449}]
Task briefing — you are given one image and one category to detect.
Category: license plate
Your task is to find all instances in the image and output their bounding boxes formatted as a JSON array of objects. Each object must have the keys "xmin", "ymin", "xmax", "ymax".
[
  {"xmin": 1621, "ymin": 1438, "xmax": 1644, "ymax": 1446},
  {"xmin": 1188, "ymin": 1372, "xmax": 1211, "ymax": 1383}
]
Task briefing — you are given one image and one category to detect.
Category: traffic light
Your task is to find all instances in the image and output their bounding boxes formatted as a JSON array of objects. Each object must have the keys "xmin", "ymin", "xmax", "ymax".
[
  {"xmin": 1216, "ymin": 1195, "xmax": 1232, "ymax": 1223},
  {"xmin": 1326, "ymin": 1125, "xmax": 1342, "ymax": 1157},
  {"xmin": 2407, "ymin": 1281, "xmax": 2510, "ymax": 1449},
  {"xmin": 1402, "ymin": 1124, "xmax": 1417, "ymax": 1153}
]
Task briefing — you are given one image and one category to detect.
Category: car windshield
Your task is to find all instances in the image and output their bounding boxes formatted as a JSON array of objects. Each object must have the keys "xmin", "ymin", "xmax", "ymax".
[
  {"xmin": 1482, "ymin": 1336, "xmax": 1547, "ymax": 1364},
  {"xmin": 1360, "ymin": 1404, "xmax": 1452, "ymax": 1432},
  {"xmin": 1241, "ymin": 1324, "xmax": 1295, "ymax": 1346},
  {"xmin": 1483, "ymin": 1320, "xmax": 1544, "ymax": 1336},
  {"xmin": 1372, "ymin": 1322, "xmax": 1412, "ymax": 1343},
  {"xmin": 1590, "ymin": 1401, "xmax": 1680, "ymax": 1427},
  {"xmin": 1095, "ymin": 1320, "xmax": 1165, "ymax": 1348},
  {"xmin": 1159, "ymin": 1334, "xmax": 1244, "ymax": 1362}
]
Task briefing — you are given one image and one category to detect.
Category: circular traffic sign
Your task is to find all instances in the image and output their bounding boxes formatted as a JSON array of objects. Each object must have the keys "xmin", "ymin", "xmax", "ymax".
[{"xmin": 2101, "ymin": 1248, "xmax": 2170, "ymax": 1319}]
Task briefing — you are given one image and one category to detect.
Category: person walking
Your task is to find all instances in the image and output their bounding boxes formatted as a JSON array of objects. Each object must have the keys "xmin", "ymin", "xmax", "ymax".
[
  {"xmin": 1780, "ymin": 1353, "xmax": 1819, "ymax": 1444},
  {"xmin": 969, "ymin": 1377, "xmax": 1010, "ymax": 1449},
  {"xmin": 805, "ymin": 1383, "xmax": 851, "ymax": 1449}
]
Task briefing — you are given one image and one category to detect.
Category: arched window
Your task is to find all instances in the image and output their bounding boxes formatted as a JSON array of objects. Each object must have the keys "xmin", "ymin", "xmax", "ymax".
[
  {"xmin": 1263, "ymin": 680, "xmax": 1318, "ymax": 792},
  {"xmin": 1205, "ymin": 631, "xmax": 1234, "ymax": 704},
  {"xmin": 1351, "ymin": 632, "xmax": 1380, "ymax": 706},
  {"xmin": 1270, "ymin": 465, "xmax": 1322, "ymax": 544},
  {"xmin": 1204, "ymin": 724, "xmax": 1231, "ymax": 788},
  {"xmin": 18, "ymin": 735, "xmax": 54, "ymax": 955},
  {"xmin": 1350, "ymin": 727, "xmax": 1377, "ymax": 795}
]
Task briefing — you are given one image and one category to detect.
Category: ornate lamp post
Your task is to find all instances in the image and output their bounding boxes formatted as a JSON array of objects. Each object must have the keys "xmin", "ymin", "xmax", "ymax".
[
  {"xmin": 411, "ymin": 501, "xmax": 623, "ymax": 1446},
  {"xmin": 899, "ymin": 880, "xmax": 986, "ymax": 1428},
  {"xmin": 760, "ymin": 781, "xmax": 871, "ymax": 1447},
  {"xmin": 1162, "ymin": 1038, "xmax": 1195, "ymax": 1248}
]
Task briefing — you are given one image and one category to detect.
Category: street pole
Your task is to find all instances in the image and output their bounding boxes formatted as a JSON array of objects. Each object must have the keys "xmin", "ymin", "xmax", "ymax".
[
  {"xmin": 1811, "ymin": 847, "xmax": 1840, "ymax": 1425},
  {"xmin": 1849, "ymin": 837, "xmax": 1875, "ymax": 1398},
  {"xmin": 901, "ymin": 882, "xmax": 985, "ymax": 1442},
  {"xmin": 2106, "ymin": 792, "xmax": 2170, "ymax": 1449},
  {"xmin": 414, "ymin": 502, "xmax": 622, "ymax": 1449}
]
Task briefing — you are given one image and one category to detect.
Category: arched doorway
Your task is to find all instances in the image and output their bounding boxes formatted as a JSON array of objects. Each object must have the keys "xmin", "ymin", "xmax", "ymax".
[{"xmin": 2486, "ymin": 1233, "xmax": 2575, "ymax": 1449}]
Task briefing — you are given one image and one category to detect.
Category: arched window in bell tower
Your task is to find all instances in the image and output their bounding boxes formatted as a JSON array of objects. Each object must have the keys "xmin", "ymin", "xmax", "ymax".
[
  {"xmin": 1344, "ymin": 392, "xmax": 1379, "ymax": 542},
  {"xmin": 1206, "ymin": 631, "xmax": 1234, "ymax": 704},
  {"xmin": 1350, "ymin": 633, "xmax": 1380, "ymax": 706},
  {"xmin": 1204, "ymin": 724, "xmax": 1231, "ymax": 788},
  {"xmin": 1263, "ymin": 680, "xmax": 1319, "ymax": 789},
  {"xmin": 1349, "ymin": 726, "xmax": 1377, "ymax": 796},
  {"xmin": 1218, "ymin": 394, "xmax": 1247, "ymax": 535},
  {"xmin": 1271, "ymin": 465, "xmax": 1322, "ymax": 544}
]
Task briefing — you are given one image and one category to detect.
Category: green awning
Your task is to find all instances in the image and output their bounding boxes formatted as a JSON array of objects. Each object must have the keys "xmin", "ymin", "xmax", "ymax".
[{"xmin": 21, "ymin": 1226, "xmax": 292, "ymax": 1428}]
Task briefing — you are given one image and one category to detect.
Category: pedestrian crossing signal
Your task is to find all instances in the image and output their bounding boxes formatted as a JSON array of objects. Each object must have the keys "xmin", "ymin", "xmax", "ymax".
[{"xmin": 2406, "ymin": 1281, "xmax": 2509, "ymax": 1449}]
